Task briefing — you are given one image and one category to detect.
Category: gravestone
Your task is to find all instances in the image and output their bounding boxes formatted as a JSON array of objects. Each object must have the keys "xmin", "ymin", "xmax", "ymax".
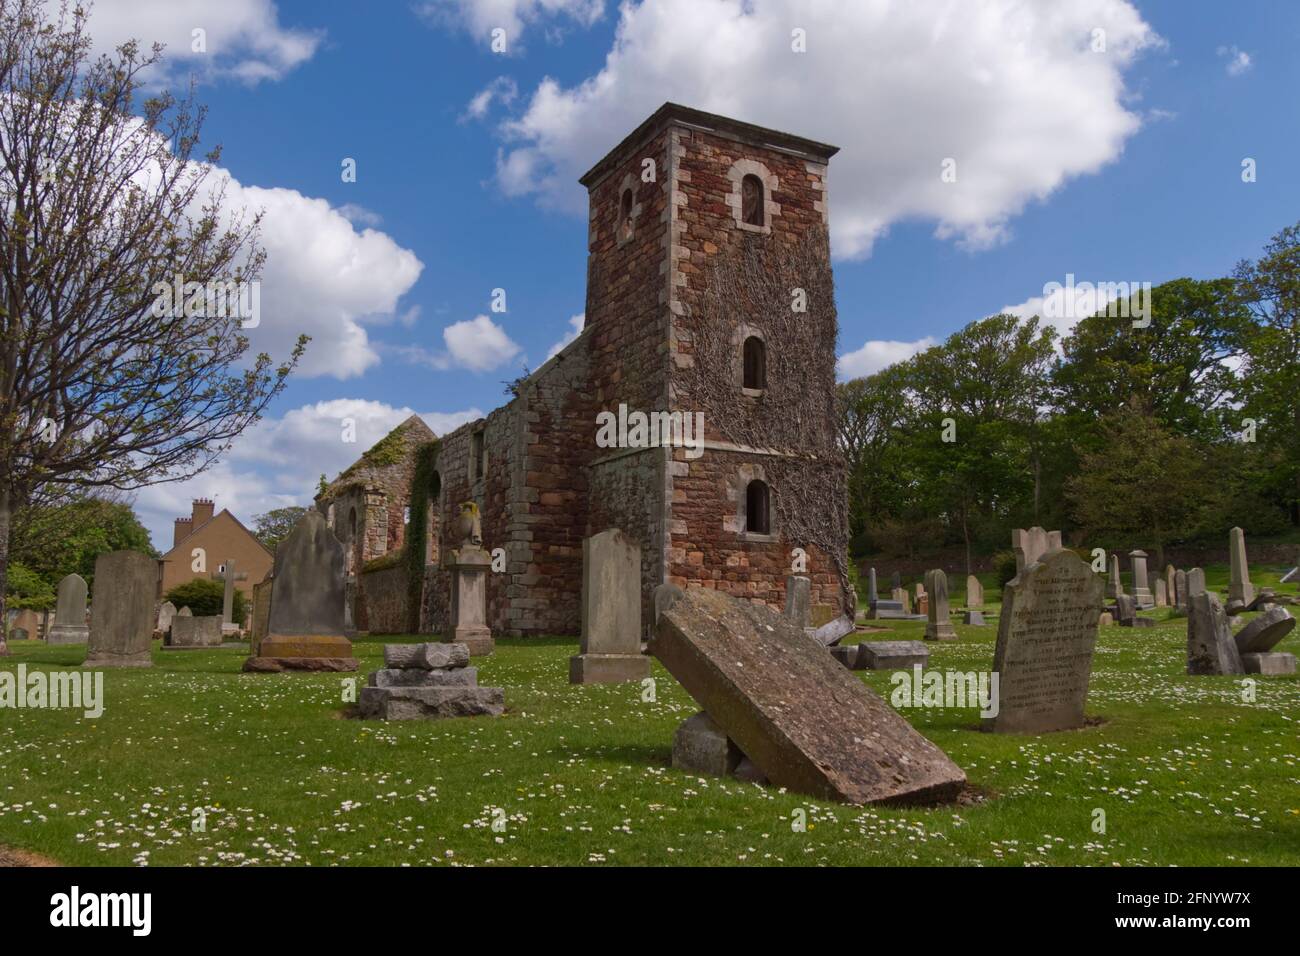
[
  {"xmin": 360, "ymin": 642, "xmax": 503, "ymax": 719},
  {"xmin": 892, "ymin": 587, "xmax": 909, "ymax": 611},
  {"xmin": 966, "ymin": 575, "xmax": 984, "ymax": 609},
  {"xmin": 1227, "ymin": 526, "xmax": 1255, "ymax": 613},
  {"xmin": 1233, "ymin": 606, "xmax": 1296, "ymax": 655},
  {"xmin": 963, "ymin": 610, "xmax": 986, "ymax": 626},
  {"xmin": 167, "ymin": 615, "xmax": 223, "ymax": 648},
  {"xmin": 1129, "ymin": 550, "xmax": 1154, "ymax": 608},
  {"xmin": 890, "ymin": 571, "xmax": 901, "ymax": 591},
  {"xmin": 570, "ymin": 529, "xmax": 651, "ymax": 683},
  {"xmin": 1154, "ymin": 578, "xmax": 1168, "ymax": 608},
  {"xmin": 250, "ymin": 576, "xmax": 273, "ymax": 658},
  {"xmin": 1187, "ymin": 591, "xmax": 1243, "ymax": 675},
  {"xmin": 84, "ymin": 550, "xmax": 155, "ymax": 668},
  {"xmin": 47, "ymin": 574, "xmax": 90, "ymax": 644},
  {"xmin": 923, "ymin": 569, "xmax": 956, "ymax": 641},
  {"xmin": 1106, "ymin": 554, "xmax": 1123, "ymax": 601},
  {"xmin": 245, "ymin": 510, "xmax": 355, "ymax": 672},
  {"xmin": 1115, "ymin": 594, "xmax": 1154, "ymax": 628},
  {"xmin": 858, "ymin": 640, "xmax": 930, "ymax": 670},
  {"xmin": 986, "ymin": 548, "xmax": 1103, "ymax": 734},
  {"xmin": 916, "ymin": 593, "xmax": 929, "ymax": 617},
  {"xmin": 1242, "ymin": 652, "xmax": 1296, "ymax": 675},
  {"xmin": 1186, "ymin": 568, "xmax": 1206, "ymax": 600},
  {"xmin": 783, "ymin": 574, "xmax": 812, "ymax": 629},
  {"xmin": 219, "ymin": 559, "xmax": 239, "ymax": 635},
  {"xmin": 443, "ymin": 503, "xmax": 494, "ymax": 656},
  {"xmin": 652, "ymin": 585, "xmax": 965, "ymax": 805},
  {"xmin": 12, "ymin": 608, "xmax": 40, "ymax": 641},
  {"xmin": 1175, "ymin": 569, "xmax": 1188, "ymax": 610},
  {"xmin": 177, "ymin": 606, "xmax": 192, "ymax": 618},
  {"xmin": 1165, "ymin": 565, "xmax": 1177, "ymax": 605},
  {"xmin": 866, "ymin": 568, "xmax": 879, "ymax": 606},
  {"xmin": 156, "ymin": 601, "xmax": 177, "ymax": 636},
  {"xmin": 1011, "ymin": 527, "xmax": 1061, "ymax": 576}
]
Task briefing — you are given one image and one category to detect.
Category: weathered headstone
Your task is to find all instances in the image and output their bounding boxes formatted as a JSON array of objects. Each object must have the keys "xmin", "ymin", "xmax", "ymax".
[
  {"xmin": 1011, "ymin": 527, "xmax": 1060, "ymax": 576},
  {"xmin": 570, "ymin": 528, "xmax": 651, "ymax": 683},
  {"xmin": 1187, "ymin": 591, "xmax": 1243, "ymax": 675},
  {"xmin": 12, "ymin": 608, "xmax": 40, "ymax": 641},
  {"xmin": 167, "ymin": 615, "xmax": 223, "ymax": 648},
  {"xmin": 1164, "ymin": 565, "xmax": 1177, "ymax": 605},
  {"xmin": 1106, "ymin": 554, "xmax": 1123, "ymax": 600},
  {"xmin": 965, "ymin": 575, "xmax": 984, "ymax": 608},
  {"xmin": 866, "ymin": 568, "xmax": 879, "ymax": 605},
  {"xmin": 1115, "ymin": 594, "xmax": 1154, "ymax": 628},
  {"xmin": 923, "ymin": 569, "xmax": 956, "ymax": 641},
  {"xmin": 1186, "ymin": 567, "xmax": 1206, "ymax": 600},
  {"xmin": 1242, "ymin": 652, "xmax": 1296, "ymax": 675},
  {"xmin": 156, "ymin": 601, "xmax": 177, "ymax": 636},
  {"xmin": 245, "ymin": 510, "xmax": 355, "ymax": 672},
  {"xmin": 1175, "ymin": 569, "xmax": 1188, "ymax": 610},
  {"xmin": 1129, "ymin": 550, "xmax": 1154, "ymax": 608},
  {"xmin": 783, "ymin": 573, "xmax": 812, "ymax": 629},
  {"xmin": 963, "ymin": 610, "xmax": 986, "ymax": 626},
  {"xmin": 986, "ymin": 549, "xmax": 1102, "ymax": 734},
  {"xmin": 1227, "ymin": 526, "xmax": 1255, "ymax": 613},
  {"xmin": 220, "ymin": 559, "xmax": 236, "ymax": 624},
  {"xmin": 1233, "ymin": 606, "xmax": 1296, "ymax": 655},
  {"xmin": 250, "ymin": 576, "xmax": 273, "ymax": 658},
  {"xmin": 359, "ymin": 642, "xmax": 503, "ymax": 719},
  {"xmin": 47, "ymin": 574, "xmax": 90, "ymax": 645},
  {"xmin": 916, "ymin": 592, "xmax": 929, "ymax": 617},
  {"xmin": 1154, "ymin": 578, "xmax": 1168, "ymax": 608},
  {"xmin": 651, "ymin": 585, "xmax": 966, "ymax": 805},
  {"xmin": 84, "ymin": 550, "xmax": 155, "ymax": 668}
]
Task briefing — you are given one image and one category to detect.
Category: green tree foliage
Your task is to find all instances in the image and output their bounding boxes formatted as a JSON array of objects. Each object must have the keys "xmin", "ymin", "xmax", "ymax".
[
  {"xmin": 164, "ymin": 578, "xmax": 246, "ymax": 622},
  {"xmin": 253, "ymin": 506, "xmax": 308, "ymax": 551},
  {"xmin": 8, "ymin": 496, "xmax": 154, "ymax": 592},
  {"xmin": 4, "ymin": 561, "xmax": 54, "ymax": 610}
]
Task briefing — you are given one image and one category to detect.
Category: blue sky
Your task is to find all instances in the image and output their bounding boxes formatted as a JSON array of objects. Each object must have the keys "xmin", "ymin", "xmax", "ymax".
[{"xmin": 78, "ymin": 1, "xmax": 1299, "ymax": 546}]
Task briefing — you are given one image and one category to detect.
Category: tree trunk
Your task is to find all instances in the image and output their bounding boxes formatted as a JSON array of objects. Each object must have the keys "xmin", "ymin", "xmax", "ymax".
[{"xmin": 0, "ymin": 489, "xmax": 11, "ymax": 656}]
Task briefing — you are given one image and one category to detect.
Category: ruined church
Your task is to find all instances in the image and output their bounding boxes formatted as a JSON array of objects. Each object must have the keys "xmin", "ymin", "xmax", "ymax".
[{"xmin": 329, "ymin": 104, "xmax": 851, "ymax": 638}]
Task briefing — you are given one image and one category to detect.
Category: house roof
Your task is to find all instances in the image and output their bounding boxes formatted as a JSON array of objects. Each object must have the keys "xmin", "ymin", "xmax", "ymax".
[{"xmin": 160, "ymin": 507, "xmax": 273, "ymax": 560}]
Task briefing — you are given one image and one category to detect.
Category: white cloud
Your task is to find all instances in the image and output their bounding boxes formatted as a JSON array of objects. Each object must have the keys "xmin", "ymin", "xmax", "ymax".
[
  {"xmin": 485, "ymin": 0, "xmax": 1161, "ymax": 257},
  {"xmin": 837, "ymin": 337, "xmax": 937, "ymax": 380},
  {"xmin": 389, "ymin": 315, "xmax": 523, "ymax": 372},
  {"xmin": 416, "ymin": 0, "xmax": 604, "ymax": 52},
  {"xmin": 998, "ymin": 277, "xmax": 1139, "ymax": 340},
  {"xmin": 222, "ymin": 180, "xmax": 424, "ymax": 379},
  {"xmin": 546, "ymin": 313, "xmax": 585, "ymax": 358},
  {"xmin": 1217, "ymin": 45, "xmax": 1253, "ymax": 77},
  {"xmin": 133, "ymin": 399, "xmax": 482, "ymax": 547},
  {"xmin": 464, "ymin": 76, "xmax": 519, "ymax": 121},
  {"xmin": 336, "ymin": 203, "xmax": 384, "ymax": 228},
  {"xmin": 79, "ymin": 0, "xmax": 323, "ymax": 84}
]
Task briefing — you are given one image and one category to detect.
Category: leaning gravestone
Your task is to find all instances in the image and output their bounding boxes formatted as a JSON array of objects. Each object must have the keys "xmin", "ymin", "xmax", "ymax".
[
  {"xmin": 1233, "ymin": 606, "xmax": 1296, "ymax": 677},
  {"xmin": 47, "ymin": 573, "xmax": 90, "ymax": 645},
  {"xmin": 1280, "ymin": 567, "xmax": 1298, "ymax": 585},
  {"xmin": 1186, "ymin": 567, "xmax": 1206, "ymax": 600},
  {"xmin": 966, "ymin": 575, "xmax": 984, "ymax": 609},
  {"xmin": 923, "ymin": 569, "xmax": 956, "ymax": 641},
  {"xmin": 986, "ymin": 548, "xmax": 1103, "ymax": 734},
  {"xmin": 1187, "ymin": 591, "xmax": 1243, "ymax": 675},
  {"xmin": 1227, "ymin": 526, "xmax": 1256, "ymax": 613},
  {"xmin": 84, "ymin": 550, "xmax": 155, "ymax": 668},
  {"xmin": 245, "ymin": 510, "xmax": 355, "ymax": 672},
  {"xmin": 652, "ymin": 585, "xmax": 965, "ymax": 805},
  {"xmin": 570, "ymin": 528, "xmax": 651, "ymax": 684}
]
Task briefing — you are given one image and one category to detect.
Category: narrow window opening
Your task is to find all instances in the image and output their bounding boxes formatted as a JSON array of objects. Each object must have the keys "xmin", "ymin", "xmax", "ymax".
[
  {"xmin": 743, "ymin": 336, "xmax": 767, "ymax": 390},
  {"xmin": 618, "ymin": 188, "xmax": 634, "ymax": 240},
  {"xmin": 741, "ymin": 174, "xmax": 764, "ymax": 226},
  {"xmin": 471, "ymin": 431, "xmax": 486, "ymax": 482},
  {"xmin": 745, "ymin": 480, "xmax": 770, "ymax": 535}
]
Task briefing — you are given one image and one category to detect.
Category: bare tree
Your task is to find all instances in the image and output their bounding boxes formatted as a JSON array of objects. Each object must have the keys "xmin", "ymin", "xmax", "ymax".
[{"xmin": 0, "ymin": 2, "xmax": 305, "ymax": 651}]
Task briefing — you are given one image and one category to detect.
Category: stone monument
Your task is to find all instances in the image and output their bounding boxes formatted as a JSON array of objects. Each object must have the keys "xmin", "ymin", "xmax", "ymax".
[
  {"xmin": 47, "ymin": 573, "xmax": 90, "ymax": 645},
  {"xmin": 1233, "ymin": 606, "xmax": 1296, "ymax": 675},
  {"xmin": 923, "ymin": 569, "xmax": 956, "ymax": 641},
  {"xmin": 84, "ymin": 550, "xmax": 155, "ymax": 668},
  {"xmin": 966, "ymin": 575, "xmax": 984, "ymax": 608},
  {"xmin": 359, "ymin": 642, "xmax": 504, "ymax": 719},
  {"xmin": 444, "ymin": 501, "xmax": 494, "ymax": 656},
  {"xmin": 1227, "ymin": 526, "xmax": 1255, "ymax": 614},
  {"xmin": 570, "ymin": 528, "xmax": 651, "ymax": 683},
  {"xmin": 1129, "ymin": 550, "xmax": 1154, "ymax": 608},
  {"xmin": 1186, "ymin": 591, "xmax": 1243, "ymax": 675}
]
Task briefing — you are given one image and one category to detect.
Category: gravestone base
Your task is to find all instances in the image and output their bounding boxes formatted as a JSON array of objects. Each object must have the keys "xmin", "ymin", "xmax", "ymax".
[
  {"xmin": 672, "ymin": 712, "xmax": 743, "ymax": 778},
  {"xmin": 46, "ymin": 624, "xmax": 89, "ymax": 645},
  {"xmin": 867, "ymin": 600, "xmax": 904, "ymax": 619},
  {"xmin": 445, "ymin": 629, "xmax": 494, "ymax": 656},
  {"xmin": 829, "ymin": 644, "xmax": 863, "ymax": 669},
  {"xmin": 1242, "ymin": 652, "xmax": 1296, "ymax": 675},
  {"xmin": 569, "ymin": 652, "xmax": 650, "ymax": 684},
  {"xmin": 859, "ymin": 641, "xmax": 929, "ymax": 670},
  {"xmin": 963, "ymin": 611, "xmax": 985, "ymax": 626},
  {"xmin": 359, "ymin": 685, "xmax": 504, "ymax": 720},
  {"xmin": 243, "ymin": 655, "xmax": 358, "ymax": 672},
  {"xmin": 1134, "ymin": 588, "xmax": 1155, "ymax": 610},
  {"xmin": 259, "ymin": 634, "xmax": 354, "ymax": 658},
  {"xmin": 83, "ymin": 650, "xmax": 153, "ymax": 668},
  {"xmin": 924, "ymin": 621, "xmax": 957, "ymax": 641}
]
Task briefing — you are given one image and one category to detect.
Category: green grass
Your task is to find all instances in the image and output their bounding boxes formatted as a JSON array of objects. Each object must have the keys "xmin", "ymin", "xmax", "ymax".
[{"xmin": 2, "ymin": 582, "xmax": 1298, "ymax": 867}]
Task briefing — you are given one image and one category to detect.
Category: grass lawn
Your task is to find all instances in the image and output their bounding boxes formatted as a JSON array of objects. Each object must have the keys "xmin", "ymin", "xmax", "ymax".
[{"xmin": 1, "ymin": 565, "xmax": 1297, "ymax": 867}]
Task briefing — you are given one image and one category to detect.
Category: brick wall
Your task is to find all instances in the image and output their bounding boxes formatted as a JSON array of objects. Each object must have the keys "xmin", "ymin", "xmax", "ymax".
[{"xmin": 358, "ymin": 564, "xmax": 408, "ymax": 634}]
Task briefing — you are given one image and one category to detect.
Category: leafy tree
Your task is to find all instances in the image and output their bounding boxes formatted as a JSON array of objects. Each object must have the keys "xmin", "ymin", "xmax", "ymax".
[
  {"xmin": 4, "ymin": 560, "xmax": 54, "ymax": 610},
  {"xmin": 253, "ymin": 506, "xmax": 307, "ymax": 551},
  {"xmin": 164, "ymin": 577, "xmax": 246, "ymax": 622},
  {"xmin": 0, "ymin": 2, "xmax": 305, "ymax": 651},
  {"xmin": 8, "ymin": 495, "xmax": 154, "ymax": 591},
  {"xmin": 1234, "ymin": 221, "xmax": 1300, "ymax": 526}
]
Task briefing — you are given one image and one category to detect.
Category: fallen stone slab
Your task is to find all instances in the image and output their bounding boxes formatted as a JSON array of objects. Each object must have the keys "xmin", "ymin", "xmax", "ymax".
[
  {"xmin": 651, "ymin": 585, "xmax": 966, "ymax": 805},
  {"xmin": 242, "ymin": 656, "xmax": 359, "ymax": 673},
  {"xmin": 829, "ymin": 644, "xmax": 863, "ymax": 670},
  {"xmin": 1233, "ymin": 606, "xmax": 1296, "ymax": 655},
  {"xmin": 384, "ymin": 642, "xmax": 470, "ymax": 670},
  {"xmin": 859, "ymin": 641, "xmax": 930, "ymax": 670},
  {"xmin": 1241, "ymin": 652, "xmax": 1296, "ymax": 675},
  {"xmin": 369, "ymin": 667, "xmax": 479, "ymax": 688},
  {"xmin": 358, "ymin": 685, "xmax": 504, "ymax": 720},
  {"xmin": 811, "ymin": 615, "xmax": 855, "ymax": 647}
]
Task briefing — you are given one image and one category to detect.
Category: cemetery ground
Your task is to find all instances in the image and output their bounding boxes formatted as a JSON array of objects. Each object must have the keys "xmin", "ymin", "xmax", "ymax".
[{"xmin": 0, "ymin": 566, "xmax": 1296, "ymax": 868}]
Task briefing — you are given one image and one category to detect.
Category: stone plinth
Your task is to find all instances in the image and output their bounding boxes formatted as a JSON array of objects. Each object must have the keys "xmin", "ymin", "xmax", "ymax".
[{"xmin": 445, "ymin": 546, "xmax": 494, "ymax": 656}]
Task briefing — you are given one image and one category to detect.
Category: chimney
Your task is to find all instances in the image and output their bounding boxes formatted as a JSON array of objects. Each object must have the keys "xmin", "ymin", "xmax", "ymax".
[
  {"xmin": 173, "ymin": 517, "xmax": 193, "ymax": 548},
  {"xmin": 192, "ymin": 498, "xmax": 215, "ymax": 526}
]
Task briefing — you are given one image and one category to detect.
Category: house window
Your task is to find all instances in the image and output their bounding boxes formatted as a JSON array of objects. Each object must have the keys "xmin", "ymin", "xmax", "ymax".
[
  {"xmin": 745, "ymin": 480, "xmax": 771, "ymax": 535},
  {"xmin": 403, "ymin": 506, "xmax": 410, "ymax": 525},
  {"xmin": 618, "ymin": 188, "xmax": 634, "ymax": 241},
  {"xmin": 741, "ymin": 174, "xmax": 764, "ymax": 227},
  {"xmin": 470, "ymin": 431, "xmax": 485, "ymax": 482},
  {"xmin": 743, "ymin": 336, "xmax": 766, "ymax": 390}
]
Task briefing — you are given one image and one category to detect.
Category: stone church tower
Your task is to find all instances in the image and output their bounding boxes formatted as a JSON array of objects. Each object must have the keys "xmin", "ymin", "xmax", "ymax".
[{"xmin": 418, "ymin": 104, "xmax": 851, "ymax": 638}]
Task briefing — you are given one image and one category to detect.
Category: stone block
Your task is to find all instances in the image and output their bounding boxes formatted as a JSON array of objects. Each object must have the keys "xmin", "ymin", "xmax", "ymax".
[
  {"xmin": 384, "ymin": 642, "xmax": 470, "ymax": 670},
  {"xmin": 672, "ymin": 712, "xmax": 742, "ymax": 778},
  {"xmin": 1233, "ymin": 606, "xmax": 1295, "ymax": 654},
  {"xmin": 1241, "ymin": 652, "xmax": 1296, "ymax": 675},
  {"xmin": 369, "ymin": 667, "xmax": 479, "ymax": 688},
  {"xmin": 569, "ymin": 653, "xmax": 651, "ymax": 683},
  {"xmin": 859, "ymin": 641, "xmax": 930, "ymax": 670},
  {"xmin": 358, "ymin": 685, "xmax": 505, "ymax": 720}
]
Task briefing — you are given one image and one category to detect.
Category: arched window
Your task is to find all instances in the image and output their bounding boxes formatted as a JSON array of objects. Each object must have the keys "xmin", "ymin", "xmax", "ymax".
[
  {"xmin": 743, "ymin": 336, "xmax": 766, "ymax": 390},
  {"xmin": 618, "ymin": 188, "xmax": 634, "ymax": 241},
  {"xmin": 745, "ymin": 480, "xmax": 770, "ymax": 535},
  {"xmin": 741, "ymin": 174, "xmax": 764, "ymax": 227}
]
